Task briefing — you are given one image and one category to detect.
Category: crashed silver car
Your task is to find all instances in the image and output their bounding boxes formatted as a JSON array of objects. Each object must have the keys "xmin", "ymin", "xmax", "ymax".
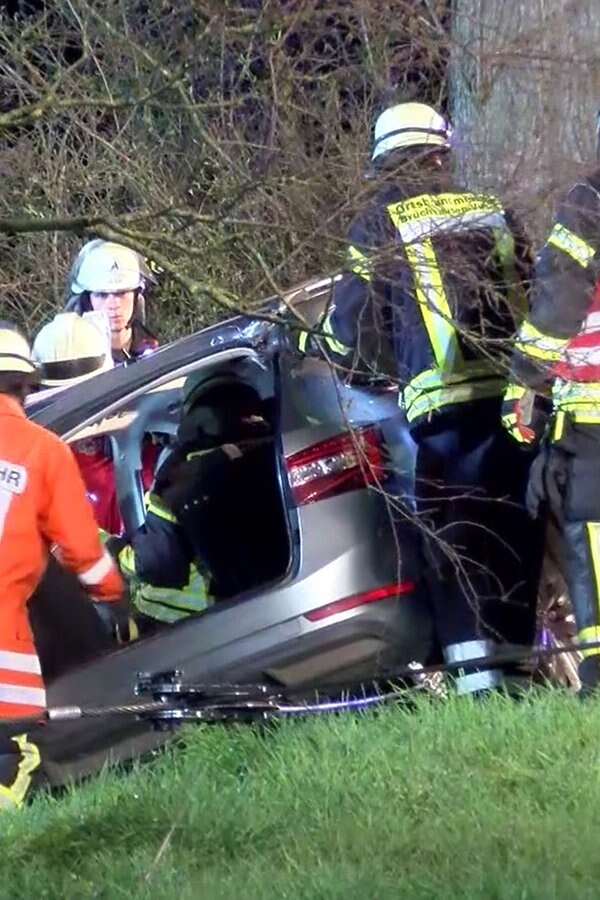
[{"xmin": 24, "ymin": 276, "xmax": 435, "ymax": 783}]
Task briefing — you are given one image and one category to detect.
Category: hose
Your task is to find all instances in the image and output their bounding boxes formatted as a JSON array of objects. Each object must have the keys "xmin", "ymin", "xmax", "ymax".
[{"xmin": 2, "ymin": 636, "xmax": 598, "ymax": 729}]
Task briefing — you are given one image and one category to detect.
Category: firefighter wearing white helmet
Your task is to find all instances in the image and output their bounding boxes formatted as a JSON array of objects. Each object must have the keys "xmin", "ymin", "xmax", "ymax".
[
  {"xmin": 371, "ymin": 101, "xmax": 451, "ymax": 164},
  {"xmin": 64, "ymin": 239, "xmax": 159, "ymax": 364},
  {"xmin": 296, "ymin": 100, "xmax": 545, "ymax": 697}
]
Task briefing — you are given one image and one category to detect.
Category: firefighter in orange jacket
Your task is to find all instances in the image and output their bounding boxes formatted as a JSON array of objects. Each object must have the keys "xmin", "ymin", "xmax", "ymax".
[{"xmin": 0, "ymin": 320, "xmax": 127, "ymax": 810}]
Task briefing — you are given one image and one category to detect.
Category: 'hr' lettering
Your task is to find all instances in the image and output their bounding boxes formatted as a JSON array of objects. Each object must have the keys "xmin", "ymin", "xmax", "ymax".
[{"xmin": 0, "ymin": 460, "xmax": 27, "ymax": 494}]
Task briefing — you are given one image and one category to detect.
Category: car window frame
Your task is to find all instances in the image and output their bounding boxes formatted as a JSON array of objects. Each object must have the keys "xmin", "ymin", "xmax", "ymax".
[
  {"xmin": 59, "ymin": 346, "xmax": 261, "ymax": 443},
  {"xmin": 63, "ymin": 346, "xmax": 267, "ymax": 533}
]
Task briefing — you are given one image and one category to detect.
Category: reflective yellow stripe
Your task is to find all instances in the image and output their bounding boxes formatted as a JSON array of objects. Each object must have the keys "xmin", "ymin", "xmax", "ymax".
[
  {"xmin": 186, "ymin": 449, "xmax": 213, "ymax": 461},
  {"xmin": 117, "ymin": 617, "xmax": 139, "ymax": 643},
  {"xmin": 580, "ymin": 521, "xmax": 600, "ymax": 658},
  {"xmin": 0, "ymin": 734, "xmax": 42, "ymax": 808},
  {"xmin": 502, "ymin": 418, "xmax": 532, "ymax": 443},
  {"xmin": 402, "ymin": 376, "xmax": 506, "ymax": 423},
  {"xmin": 403, "ymin": 238, "xmax": 462, "ymax": 372},
  {"xmin": 564, "ymin": 413, "xmax": 600, "ymax": 423},
  {"xmin": 579, "ymin": 626, "xmax": 600, "ymax": 658},
  {"xmin": 586, "ymin": 523, "xmax": 600, "ymax": 632},
  {"xmin": 0, "ymin": 786, "xmax": 18, "ymax": 809},
  {"xmin": 131, "ymin": 567, "xmax": 210, "ymax": 623},
  {"xmin": 347, "ymin": 244, "xmax": 372, "ymax": 281},
  {"xmin": 514, "ymin": 319, "xmax": 568, "ymax": 362},
  {"xmin": 146, "ymin": 491, "xmax": 178, "ymax": 524},
  {"xmin": 503, "ymin": 382, "xmax": 527, "ymax": 403},
  {"xmin": 388, "ymin": 191, "xmax": 504, "ymax": 227},
  {"xmin": 552, "ymin": 411, "xmax": 566, "ymax": 441},
  {"xmin": 320, "ymin": 310, "xmax": 354, "ymax": 357},
  {"xmin": 403, "ymin": 361, "xmax": 500, "ymax": 407},
  {"xmin": 388, "ymin": 192, "xmax": 507, "ymax": 245},
  {"xmin": 547, "ymin": 223, "xmax": 595, "ymax": 268},
  {"xmin": 297, "ymin": 330, "xmax": 309, "ymax": 354},
  {"xmin": 493, "ymin": 228, "xmax": 528, "ymax": 321},
  {"xmin": 552, "ymin": 379, "xmax": 600, "ymax": 414},
  {"xmin": 118, "ymin": 544, "xmax": 136, "ymax": 576}
]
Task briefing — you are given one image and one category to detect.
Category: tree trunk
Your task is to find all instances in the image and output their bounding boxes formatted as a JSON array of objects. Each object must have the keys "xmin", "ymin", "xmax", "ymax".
[{"xmin": 450, "ymin": 0, "xmax": 600, "ymax": 236}]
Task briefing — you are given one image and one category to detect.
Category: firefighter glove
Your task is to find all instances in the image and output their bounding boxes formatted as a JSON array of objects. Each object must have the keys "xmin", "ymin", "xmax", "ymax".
[
  {"xmin": 92, "ymin": 596, "xmax": 131, "ymax": 640},
  {"xmin": 525, "ymin": 441, "xmax": 569, "ymax": 520},
  {"xmin": 104, "ymin": 533, "xmax": 130, "ymax": 561},
  {"xmin": 502, "ymin": 385, "xmax": 550, "ymax": 445}
]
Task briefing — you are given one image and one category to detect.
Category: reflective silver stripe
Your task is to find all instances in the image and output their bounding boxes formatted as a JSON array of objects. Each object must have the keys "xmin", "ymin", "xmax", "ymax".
[
  {"xmin": 78, "ymin": 549, "xmax": 114, "ymax": 586},
  {"xmin": 0, "ymin": 650, "xmax": 41, "ymax": 675},
  {"xmin": 455, "ymin": 669, "xmax": 503, "ymax": 694},
  {"xmin": 445, "ymin": 639, "xmax": 497, "ymax": 664},
  {"xmin": 444, "ymin": 640, "xmax": 503, "ymax": 694},
  {"xmin": 582, "ymin": 311, "xmax": 600, "ymax": 331},
  {"xmin": 0, "ymin": 683, "xmax": 46, "ymax": 708}
]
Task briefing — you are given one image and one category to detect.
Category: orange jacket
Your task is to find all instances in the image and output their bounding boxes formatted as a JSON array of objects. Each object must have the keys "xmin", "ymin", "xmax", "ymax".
[{"xmin": 0, "ymin": 394, "xmax": 124, "ymax": 718}]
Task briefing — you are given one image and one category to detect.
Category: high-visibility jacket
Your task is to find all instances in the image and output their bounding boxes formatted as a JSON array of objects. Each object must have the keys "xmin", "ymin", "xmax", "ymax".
[
  {"xmin": 301, "ymin": 171, "xmax": 532, "ymax": 430},
  {"xmin": 0, "ymin": 394, "xmax": 124, "ymax": 718},
  {"xmin": 512, "ymin": 171, "xmax": 600, "ymax": 418},
  {"xmin": 118, "ymin": 488, "xmax": 211, "ymax": 623}
]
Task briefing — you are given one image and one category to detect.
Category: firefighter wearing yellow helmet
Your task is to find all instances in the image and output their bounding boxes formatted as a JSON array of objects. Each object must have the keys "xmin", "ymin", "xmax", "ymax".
[{"xmin": 31, "ymin": 312, "xmax": 113, "ymax": 397}]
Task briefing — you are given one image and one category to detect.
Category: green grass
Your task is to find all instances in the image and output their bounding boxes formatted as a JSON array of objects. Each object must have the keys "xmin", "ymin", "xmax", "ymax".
[{"xmin": 1, "ymin": 690, "xmax": 600, "ymax": 899}]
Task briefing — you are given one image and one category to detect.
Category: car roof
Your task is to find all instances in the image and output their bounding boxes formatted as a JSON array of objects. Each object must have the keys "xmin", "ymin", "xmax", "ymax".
[
  {"xmin": 27, "ymin": 312, "xmax": 261, "ymax": 435},
  {"xmin": 27, "ymin": 272, "xmax": 339, "ymax": 436}
]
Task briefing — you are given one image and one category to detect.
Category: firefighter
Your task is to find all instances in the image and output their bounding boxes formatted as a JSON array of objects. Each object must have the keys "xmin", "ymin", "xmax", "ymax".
[
  {"xmin": 511, "ymin": 138, "xmax": 600, "ymax": 694},
  {"xmin": 64, "ymin": 239, "xmax": 160, "ymax": 364},
  {"xmin": 0, "ymin": 321, "xmax": 127, "ymax": 810},
  {"xmin": 31, "ymin": 311, "xmax": 160, "ymax": 535},
  {"xmin": 115, "ymin": 368, "xmax": 281, "ymax": 630},
  {"xmin": 296, "ymin": 101, "xmax": 544, "ymax": 695},
  {"xmin": 31, "ymin": 311, "xmax": 114, "ymax": 397}
]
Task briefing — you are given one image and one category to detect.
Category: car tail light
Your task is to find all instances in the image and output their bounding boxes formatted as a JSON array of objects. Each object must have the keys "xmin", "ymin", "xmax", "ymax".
[
  {"xmin": 285, "ymin": 425, "xmax": 386, "ymax": 506},
  {"xmin": 304, "ymin": 580, "xmax": 415, "ymax": 622}
]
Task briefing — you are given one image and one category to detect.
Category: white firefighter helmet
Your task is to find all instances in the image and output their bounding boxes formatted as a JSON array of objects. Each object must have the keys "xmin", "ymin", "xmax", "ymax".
[
  {"xmin": 0, "ymin": 323, "xmax": 36, "ymax": 375},
  {"xmin": 67, "ymin": 239, "xmax": 154, "ymax": 296},
  {"xmin": 371, "ymin": 102, "xmax": 452, "ymax": 162},
  {"xmin": 32, "ymin": 311, "xmax": 113, "ymax": 388}
]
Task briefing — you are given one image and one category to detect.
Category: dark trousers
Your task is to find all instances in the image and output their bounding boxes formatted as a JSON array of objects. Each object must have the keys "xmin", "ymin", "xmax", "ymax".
[
  {"xmin": 545, "ymin": 418, "xmax": 600, "ymax": 676},
  {"xmin": 414, "ymin": 404, "xmax": 543, "ymax": 685},
  {"xmin": 28, "ymin": 557, "xmax": 113, "ymax": 682}
]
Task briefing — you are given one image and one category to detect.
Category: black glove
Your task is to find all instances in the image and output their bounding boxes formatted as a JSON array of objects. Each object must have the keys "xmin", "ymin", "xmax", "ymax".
[
  {"xmin": 91, "ymin": 597, "xmax": 132, "ymax": 641},
  {"xmin": 104, "ymin": 534, "xmax": 130, "ymax": 561},
  {"xmin": 526, "ymin": 441, "xmax": 569, "ymax": 520}
]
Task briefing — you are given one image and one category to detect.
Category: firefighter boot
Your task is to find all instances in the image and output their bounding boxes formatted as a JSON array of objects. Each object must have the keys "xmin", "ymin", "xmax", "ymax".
[{"xmin": 577, "ymin": 656, "xmax": 600, "ymax": 699}]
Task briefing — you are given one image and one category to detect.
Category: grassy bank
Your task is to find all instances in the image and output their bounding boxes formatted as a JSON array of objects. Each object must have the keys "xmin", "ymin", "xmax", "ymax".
[{"xmin": 1, "ymin": 690, "xmax": 600, "ymax": 899}]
